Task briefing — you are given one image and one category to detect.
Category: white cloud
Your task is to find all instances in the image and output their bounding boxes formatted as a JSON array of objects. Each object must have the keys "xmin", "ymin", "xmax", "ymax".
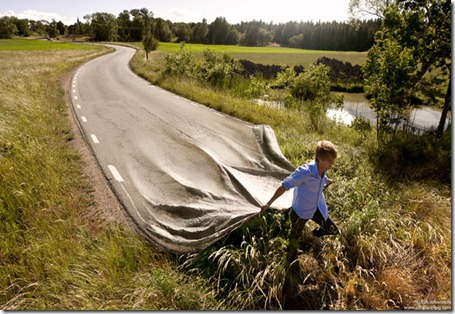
[
  {"xmin": 168, "ymin": 8, "xmax": 200, "ymax": 23},
  {"xmin": 1, "ymin": 9, "xmax": 76, "ymax": 25}
]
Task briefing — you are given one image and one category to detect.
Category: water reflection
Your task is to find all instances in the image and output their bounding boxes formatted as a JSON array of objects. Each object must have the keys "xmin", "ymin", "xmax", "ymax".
[
  {"xmin": 327, "ymin": 93, "xmax": 450, "ymax": 132},
  {"xmin": 255, "ymin": 93, "xmax": 450, "ymax": 133}
]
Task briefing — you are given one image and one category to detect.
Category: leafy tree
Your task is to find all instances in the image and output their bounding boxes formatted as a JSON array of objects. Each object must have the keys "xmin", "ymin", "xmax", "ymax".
[
  {"xmin": 191, "ymin": 19, "xmax": 208, "ymax": 43},
  {"xmin": 139, "ymin": 8, "xmax": 158, "ymax": 61},
  {"xmin": 128, "ymin": 12, "xmax": 144, "ymax": 41},
  {"xmin": 173, "ymin": 22, "xmax": 191, "ymax": 42},
  {"xmin": 46, "ymin": 20, "xmax": 59, "ymax": 38},
  {"xmin": 85, "ymin": 12, "xmax": 118, "ymax": 41},
  {"xmin": 396, "ymin": 0, "xmax": 451, "ymax": 138},
  {"xmin": 363, "ymin": 0, "xmax": 451, "ymax": 144},
  {"xmin": 289, "ymin": 64, "xmax": 343, "ymax": 131},
  {"xmin": 240, "ymin": 21, "xmax": 272, "ymax": 46},
  {"xmin": 11, "ymin": 17, "xmax": 31, "ymax": 37},
  {"xmin": 363, "ymin": 37, "xmax": 416, "ymax": 144},
  {"xmin": 207, "ymin": 17, "xmax": 230, "ymax": 45},
  {"xmin": 225, "ymin": 29, "xmax": 240, "ymax": 45},
  {"xmin": 288, "ymin": 33, "xmax": 304, "ymax": 48},
  {"xmin": 349, "ymin": 0, "xmax": 390, "ymax": 20},
  {"xmin": 117, "ymin": 10, "xmax": 132, "ymax": 41},
  {"xmin": 280, "ymin": 21, "xmax": 300, "ymax": 45},
  {"xmin": 155, "ymin": 18, "xmax": 172, "ymax": 42},
  {"xmin": 0, "ymin": 16, "xmax": 18, "ymax": 39}
]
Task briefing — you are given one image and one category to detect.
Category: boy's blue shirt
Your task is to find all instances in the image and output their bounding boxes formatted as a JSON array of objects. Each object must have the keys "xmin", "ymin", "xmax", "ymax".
[{"xmin": 282, "ymin": 160, "xmax": 328, "ymax": 220}]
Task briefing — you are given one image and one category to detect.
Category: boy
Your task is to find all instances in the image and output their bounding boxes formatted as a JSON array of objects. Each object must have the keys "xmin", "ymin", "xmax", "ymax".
[{"xmin": 261, "ymin": 140, "xmax": 339, "ymax": 260}]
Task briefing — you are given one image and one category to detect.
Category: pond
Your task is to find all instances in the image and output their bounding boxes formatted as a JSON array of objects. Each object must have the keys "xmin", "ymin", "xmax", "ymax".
[
  {"xmin": 327, "ymin": 93, "xmax": 450, "ymax": 133},
  {"xmin": 256, "ymin": 93, "xmax": 450, "ymax": 133}
]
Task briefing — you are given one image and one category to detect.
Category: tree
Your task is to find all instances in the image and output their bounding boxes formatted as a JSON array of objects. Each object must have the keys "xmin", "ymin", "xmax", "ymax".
[
  {"xmin": 363, "ymin": 0, "xmax": 451, "ymax": 143},
  {"xmin": 397, "ymin": 0, "xmax": 451, "ymax": 138},
  {"xmin": 349, "ymin": 0, "xmax": 390, "ymax": 20},
  {"xmin": 11, "ymin": 17, "xmax": 31, "ymax": 37},
  {"xmin": 139, "ymin": 8, "xmax": 158, "ymax": 61},
  {"xmin": 46, "ymin": 20, "xmax": 59, "ymax": 38},
  {"xmin": 240, "ymin": 21, "xmax": 272, "ymax": 46},
  {"xmin": 86, "ymin": 12, "xmax": 118, "ymax": 41},
  {"xmin": 128, "ymin": 11, "xmax": 144, "ymax": 41},
  {"xmin": 363, "ymin": 37, "xmax": 416, "ymax": 145},
  {"xmin": 155, "ymin": 18, "xmax": 172, "ymax": 42},
  {"xmin": 289, "ymin": 64, "xmax": 343, "ymax": 132},
  {"xmin": 191, "ymin": 19, "xmax": 208, "ymax": 43},
  {"xmin": 0, "ymin": 16, "xmax": 18, "ymax": 39},
  {"xmin": 226, "ymin": 29, "xmax": 240, "ymax": 45},
  {"xmin": 207, "ymin": 17, "xmax": 230, "ymax": 44},
  {"xmin": 117, "ymin": 10, "xmax": 132, "ymax": 41},
  {"xmin": 173, "ymin": 22, "xmax": 191, "ymax": 42}
]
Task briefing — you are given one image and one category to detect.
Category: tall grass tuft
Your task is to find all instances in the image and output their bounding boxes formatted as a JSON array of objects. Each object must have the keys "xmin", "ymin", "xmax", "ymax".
[{"xmin": 181, "ymin": 209, "xmax": 290, "ymax": 310}]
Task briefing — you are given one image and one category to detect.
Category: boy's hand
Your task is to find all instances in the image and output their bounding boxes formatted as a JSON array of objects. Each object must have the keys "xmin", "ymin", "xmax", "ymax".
[{"xmin": 323, "ymin": 178, "xmax": 334, "ymax": 190}]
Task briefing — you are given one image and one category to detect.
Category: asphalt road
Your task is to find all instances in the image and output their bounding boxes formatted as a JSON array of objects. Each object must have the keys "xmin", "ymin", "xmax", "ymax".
[{"xmin": 71, "ymin": 45, "xmax": 294, "ymax": 253}]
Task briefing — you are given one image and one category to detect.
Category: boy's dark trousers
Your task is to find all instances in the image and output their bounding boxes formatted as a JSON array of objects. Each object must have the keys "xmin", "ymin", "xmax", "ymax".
[{"xmin": 287, "ymin": 208, "xmax": 339, "ymax": 262}]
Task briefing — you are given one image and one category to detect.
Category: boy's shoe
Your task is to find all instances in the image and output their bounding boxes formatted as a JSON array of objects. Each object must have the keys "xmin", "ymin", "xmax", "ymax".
[
  {"xmin": 312, "ymin": 227, "xmax": 325, "ymax": 237},
  {"xmin": 312, "ymin": 226, "xmax": 339, "ymax": 237}
]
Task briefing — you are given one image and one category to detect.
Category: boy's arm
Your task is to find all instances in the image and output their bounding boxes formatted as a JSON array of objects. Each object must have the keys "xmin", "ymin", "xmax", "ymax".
[{"xmin": 260, "ymin": 185, "xmax": 286, "ymax": 211}]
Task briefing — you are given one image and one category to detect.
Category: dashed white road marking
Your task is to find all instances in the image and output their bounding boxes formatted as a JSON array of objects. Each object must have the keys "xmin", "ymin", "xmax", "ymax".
[
  {"xmin": 76, "ymin": 104, "xmax": 81, "ymax": 109},
  {"xmin": 74, "ymin": 96, "xmax": 78, "ymax": 100},
  {"xmin": 81, "ymin": 116, "xmax": 87, "ymax": 123},
  {"xmin": 90, "ymin": 134, "xmax": 99, "ymax": 144},
  {"xmin": 108, "ymin": 165, "xmax": 124, "ymax": 182}
]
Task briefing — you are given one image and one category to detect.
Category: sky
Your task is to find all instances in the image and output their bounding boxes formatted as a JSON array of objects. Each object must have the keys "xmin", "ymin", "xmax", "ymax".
[{"xmin": 0, "ymin": 0, "xmax": 352, "ymax": 25}]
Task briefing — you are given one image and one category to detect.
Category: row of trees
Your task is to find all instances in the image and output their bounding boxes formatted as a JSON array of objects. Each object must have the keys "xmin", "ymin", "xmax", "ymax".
[
  {"xmin": 0, "ymin": 16, "xmax": 65, "ymax": 38},
  {"xmin": 0, "ymin": 9, "xmax": 380, "ymax": 51}
]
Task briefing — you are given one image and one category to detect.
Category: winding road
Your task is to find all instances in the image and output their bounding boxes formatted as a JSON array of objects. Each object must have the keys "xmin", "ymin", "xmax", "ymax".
[{"xmin": 70, "ymin": 45, "xmax": 293, "ymax": 253}]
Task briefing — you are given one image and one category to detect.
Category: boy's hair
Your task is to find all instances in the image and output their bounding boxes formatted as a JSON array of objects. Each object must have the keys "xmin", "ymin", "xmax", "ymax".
[{"xmin": 315, "ymin": 140, "xmax": 338, "ymax": 162}]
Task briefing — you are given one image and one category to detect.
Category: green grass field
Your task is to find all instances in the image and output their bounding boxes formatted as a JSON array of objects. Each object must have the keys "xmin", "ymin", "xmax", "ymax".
[
  {"xmin": 0, "ymin": 38, "xmax": 99, "ymax": 50},
  {"xmin": 132, "ymin": 41, "xmax": 368, "ymax": 67}
]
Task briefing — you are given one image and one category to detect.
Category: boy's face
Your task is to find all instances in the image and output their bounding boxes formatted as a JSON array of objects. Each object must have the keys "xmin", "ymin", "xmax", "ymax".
[{"xmin": 319, "ymin": 156, "xmax": 336, "ymax": 171}]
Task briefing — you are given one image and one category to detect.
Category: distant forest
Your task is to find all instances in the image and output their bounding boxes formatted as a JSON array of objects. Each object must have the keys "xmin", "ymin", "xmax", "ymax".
[{"xmin": 0, "ymin": 9, "xmax": 381, "ymax": 51}]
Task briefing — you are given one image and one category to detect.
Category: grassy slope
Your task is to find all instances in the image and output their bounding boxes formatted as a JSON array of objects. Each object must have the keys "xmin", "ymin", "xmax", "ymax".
[
  {"xmin": 130, "ymin": 47, "xmax": 451, "ymax": 310},
  {"xmin": 0, "ymin": 39, "xmax": 221, "ymax": 310}
]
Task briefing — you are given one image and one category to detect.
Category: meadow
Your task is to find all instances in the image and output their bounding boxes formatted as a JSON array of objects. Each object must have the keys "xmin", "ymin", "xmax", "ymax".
[
  {"xmin": 0, "ymin": 38, "xmax": 100, "ymax": 51},
  {"xmin": 139, "ymin": 41, "xmax": 368, "ymax": 68},
  {"xmin": 0, "ymin": 38, "xmax": 451, "ymax": 310}
]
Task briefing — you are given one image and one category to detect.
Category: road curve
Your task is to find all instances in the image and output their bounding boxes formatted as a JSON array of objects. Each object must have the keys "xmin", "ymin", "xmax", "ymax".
[{"xmin": 70, "ymin": 45, "xmax": 294, "ymax": 253}]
